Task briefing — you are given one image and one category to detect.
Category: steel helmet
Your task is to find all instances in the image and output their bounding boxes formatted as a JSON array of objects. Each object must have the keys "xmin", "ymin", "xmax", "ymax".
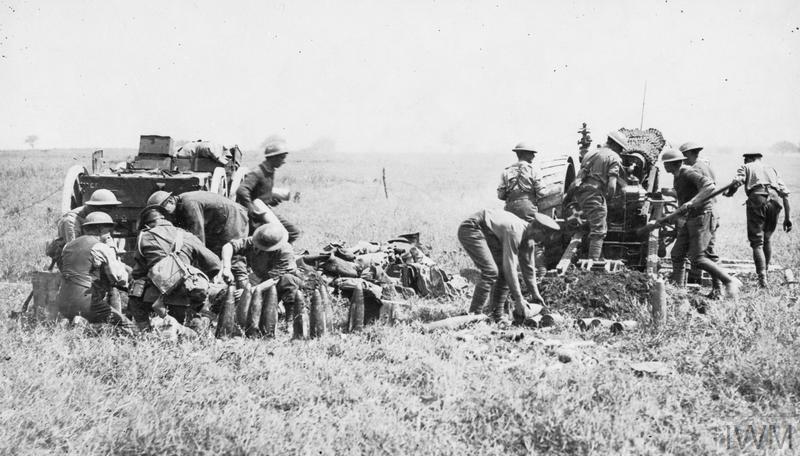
[
  {"xmin": 138, "ymin": 207, "xmax": 165, "ymax": 228},
  {"xmin": 264, "ymin": 143, "xmax": 290, "ymax": 157},
  {"xmin": 607, "ymin": 131, "xmax": 630, "ymax": 150},
  {"xmin": 85, "ymin": 189, "xmax": 122, "ymax": 206},
  {"xmin": 146, "ymin": 190, "xmax": 173, "ymax": 207},
  {"xmin": 252, "ymin": 223, "xmax": 289, "ymax": 252},
  {"xmin": 82, "ymin": 211, "xmax": 116, "ymax": 227},
  {"xmin": 678, "ymin": 142, "xmax": 703, "ymax": 155},
  {"xmin": 512, "ymin": 142, "xmax": 539, "ymax": 154},
  {"xmin": 661, "ymin": 148, "xmax": 685, "ymax": 163}
]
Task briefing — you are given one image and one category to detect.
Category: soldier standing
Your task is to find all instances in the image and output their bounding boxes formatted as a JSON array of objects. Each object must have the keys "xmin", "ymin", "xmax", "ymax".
[
  {"xmin": 54, "ymin": 212, "xmax": 134, "ymax": 329},
  {"xmin": 724, "ymin": 151, "xmax": 792, "ymax": 288},
  {"xmin": 498, "ymin": 142, "xmax": 547, "ymax": 274},
  {"xmin": 573, "ymin": 131, "xmax": 627, "ymax": 260},
  {"xmin": 661, "ymin": 149, "xmax": 741, "ymax": 298},
  {"xmin": 236, "ymin": 143, "xmax": 301, "ymax": 243},
  {"xmin": 678, "ymin": 142, "xmax": 722, "ymax": 298}
]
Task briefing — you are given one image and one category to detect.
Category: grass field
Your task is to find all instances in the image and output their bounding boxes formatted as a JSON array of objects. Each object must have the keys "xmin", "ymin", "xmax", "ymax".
[{"xmin": 1, "ymin": 145, "xmax": 799, "ymax": 454}]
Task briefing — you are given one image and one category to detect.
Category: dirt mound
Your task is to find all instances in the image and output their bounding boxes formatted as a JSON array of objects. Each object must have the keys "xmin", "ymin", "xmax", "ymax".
[{"xmin": 538, "ymin": 270, "xmax": 651, "ymax": 319}]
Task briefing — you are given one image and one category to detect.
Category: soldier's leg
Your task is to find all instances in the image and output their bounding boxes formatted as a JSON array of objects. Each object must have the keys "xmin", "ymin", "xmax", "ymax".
[
  {"xmin": 578, "ymin": 189, "xmax": 607, "ymax": 260},
  {"xmin": 458, "ymin": 218, "xmax": 499, "ymax": 314},
  {"xmin": 762, "ymin": 196, "xmax": 783, "ymax": 271},
  {"xmin": 706, "ymin": 212, "xmax": 722, "ymax": 296},
  {"xmin": 669, "ymin": 219, "xmax": 690, "ymax": 287},
  {"xmin": 274, "ymin": 212, "xmax": 301, "ymax": 244},
  {"xmin": 746, "ymin": 194, "xmax": 769, "ymax": 287},
  {"xmin": 688, "ymin": 213, "xmax": 738, "ymax": 298},
  {"xmin": 127, "ymin": 295, "xmax": 154, "ymax": 331}
]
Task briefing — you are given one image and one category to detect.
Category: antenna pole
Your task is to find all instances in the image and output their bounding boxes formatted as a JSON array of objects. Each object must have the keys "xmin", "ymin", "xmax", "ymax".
[{"xmin": 639, "ymin": 81, "xmax": 647, "ymax": 129}]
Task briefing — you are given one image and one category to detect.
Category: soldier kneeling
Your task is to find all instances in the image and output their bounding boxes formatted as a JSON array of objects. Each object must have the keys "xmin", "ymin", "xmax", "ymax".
[{"xmin": 55, "ymin": 212, "xmax": 135, "ymax": 330}]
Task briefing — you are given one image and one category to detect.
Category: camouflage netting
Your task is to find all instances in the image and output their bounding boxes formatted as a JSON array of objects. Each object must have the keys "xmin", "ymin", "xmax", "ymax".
[
  {"xmin": 538, "ymin": 270, "xmax": 651, "ymax": 319},
  {"xmin": 618, "ymin": 127, "xmax": 666, "ymax": 165}
]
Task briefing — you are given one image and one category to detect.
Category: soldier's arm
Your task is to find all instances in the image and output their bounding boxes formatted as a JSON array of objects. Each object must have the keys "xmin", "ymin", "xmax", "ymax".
[
  {"xmin": 497, "ymin": 172, "xmax": 508, "ymax": 200},
  {"xmin": 686, "ymin": 170, "xmax": 714, "ymax": 207},
  {"xmin": 235, "ymin": 171, "xmax": 258, "ymax": 210},
  {"xmin": 606, "ymin": 157, "xmax": 621, "ymax": 196},
  {"xmin": 531, "ymin": 168, "xmax": 544, "ymax": 200},
  {"xmin": 187, "ymin": 234, "xmax": 222, "ymax": 277},
  {"xmin": 269, "ymin": 247, "xmax": 296, "ymax": 278},
  {"xmin": 91, "ymin": 243, "xmax": 128, "ymax": 288},
  {"xmin": 59, "ymin": 212, "xmax": 80, "ymax": 243},
  {"xmin": 725, "ymin": 165, "xmax": 747, "ymax": 196}
]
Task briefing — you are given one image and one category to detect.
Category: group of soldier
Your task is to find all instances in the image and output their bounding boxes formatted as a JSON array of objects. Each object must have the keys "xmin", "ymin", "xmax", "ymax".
[
  {"xmin": 49, "ymin": 133, "xmax": 794, "ymax": 331},
  {"xmin": 459, "ymin": 132, "xmax": 792, "ymax": 323},
  {"xmin": 52, "ymin": 144, "xmax": 301, "ymax": 333}
]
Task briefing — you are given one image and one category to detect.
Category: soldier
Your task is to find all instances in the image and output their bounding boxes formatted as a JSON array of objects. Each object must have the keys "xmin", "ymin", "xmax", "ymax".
[
  {"xmin": 572, "ymin": 131, "xmax": 627, "ymax": 260},
  {"xmin": 679, "ymin": 142, "xmax": 722, "ymax": 298},
  {"xmin": 127, "ymin": 207, "xmax": 223, "ymax": 332},
  {"xmin": 498, "ymin": 142, "xmax": 544, "ymax": 220},
  {"xmin": 235, "ymin": 143, "xmax": 301, "ymax": 243},
  {"xmin": 723, "ymin": 151, "xmax": 792, "ymax": 288},
  {"xmin": 661, "ymin": 149, "xmax": 741, "ymax": 298},
  {"xmin": 49, "ymin": 189, "xmax": 122, "ymax": 267},
  {"xmin": 54, "ymin": 212, "xmax": 134, "ymax": 329},
  {"xmin": 145, "ymin": 190, "xmax": 248, "ymax": 257},
  {"xmin": 216, "ymin": 222, "xmax": 304, "ymax": 318},
  {"xmin": 457, "ymin": 209, "xmax": 559, "ymax": 322},
  {"xmin": 498, "ymin": 142, "xmax": 547, "ymax": 274}
]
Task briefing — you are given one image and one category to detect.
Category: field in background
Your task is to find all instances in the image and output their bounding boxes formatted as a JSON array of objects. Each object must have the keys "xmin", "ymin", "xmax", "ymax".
[{"xmin": 0, "ymin": 146, "xmax": 799, "ymax": 454}]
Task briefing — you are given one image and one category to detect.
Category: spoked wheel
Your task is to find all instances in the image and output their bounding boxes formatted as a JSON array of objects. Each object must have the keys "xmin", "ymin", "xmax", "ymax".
[
  {"xmin": 61, "ymin": 165, "xmax": 88, "ymax": 214},
  {"xmin": 209, "ymin": 167, "xmax": 229, "ymax": 197},
  {"xmin": 228, "ymin": 166, "xmax": 249, "ymax": 201}
]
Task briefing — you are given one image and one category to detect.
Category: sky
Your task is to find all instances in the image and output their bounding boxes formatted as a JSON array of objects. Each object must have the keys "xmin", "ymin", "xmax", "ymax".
[{"xmin": 0, "ymin": 0, "xmax": 798, "ymax": 154}]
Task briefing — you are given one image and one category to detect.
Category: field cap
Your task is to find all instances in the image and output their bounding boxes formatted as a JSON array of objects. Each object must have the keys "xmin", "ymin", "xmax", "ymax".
[
  {"xmin": 742, "ymin": 151, "xmax": 763, "ymax": 158},
  {"xmin": 531, "ymin": 212, "xmax": 561, "ymax": 231}
]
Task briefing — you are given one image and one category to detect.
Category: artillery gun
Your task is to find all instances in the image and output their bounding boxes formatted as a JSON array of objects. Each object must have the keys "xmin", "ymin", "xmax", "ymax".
[
  {"xmin": 555, "ymin": 125, "xmax": 679, "ymax": 274},
  {"xmin": 61, "ymin": 135, "xmax": 250, "ymax": 261}
]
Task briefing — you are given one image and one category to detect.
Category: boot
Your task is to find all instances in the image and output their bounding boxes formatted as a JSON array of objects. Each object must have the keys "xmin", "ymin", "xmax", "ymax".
[
  {"xmin": 753, "ymin": 247, "xmax": 767, "ymax": 288},
  {"xmin": 757, "ymin": 271, "xmax": 768, "ymax": 289},
  {"xmin": 707, "ymin": 279, "xmax": 722, "ymax": 300},
  {"xmin": 669, "ymin": 264, "xmax": 686, "ymax": 287},
  {"xmin": 587, "ymin": 238, "xmax": 603, "ymax": 261},
  {"xmin": 724, "ymin": 277, "xmax": 742, "ymax": 299}
]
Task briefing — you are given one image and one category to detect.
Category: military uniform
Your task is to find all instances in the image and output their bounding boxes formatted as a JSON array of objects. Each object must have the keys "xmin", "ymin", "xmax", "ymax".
[
  {"xmin": 235, "ymin": 162, "xmax": 300, "ymax": 243},
  {"xmin": 681, "ymin": 158, "xmax": 721, "ymax": 291},
  {"xmin": 669, "ymin": 165, "xmax": 732, "ymax": 288},
  {"xmin": 574, "ymin": 147, "xmax": 622, "ymax": 259},
  {"xmin": 128, "ymin": 219, "xmax": 222, "ymax": 326},
  {"xmin": 457, "ymin": 209, "xmax": 537, "ymax": 321},
  {"xmin": 227, "ymin": 236, "xmax": 302, "ymax": 306},
  {"xmin": 57, "ymin": 206, "xmax": 90, "ymax": 243},
  {"xmin": 729, "ymin": 159, "xmax": 790, "ymax": 278},
  {"xmin": 497, "ymin": 161, "xmax": 543, "ymax": 220},
  {"xmin": 55, "ymin": 234, "xmax": 133, "ymax": 327}
]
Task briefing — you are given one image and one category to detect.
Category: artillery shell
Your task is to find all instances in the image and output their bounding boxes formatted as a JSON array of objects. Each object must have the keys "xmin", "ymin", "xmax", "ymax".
[
  {"xmin": 539, "ymin": 313, "xmax": 564, "ymax": 328},
  {"xmin": 348, "ymin": 284, "xmax": 365, "ymax": 332},
  {"xmin": 216, "ymin": 285, "xmax": 241, "ymax": 339},
  {"xmin": 259, "ymin": 286, "xmax": 278, "ymax": 338},
  {"xmin": 319, "ymin": 283, "xmax": 333, "ymax": 326},
  {"xmin": 576, "ymin": 318, "xmax": 598, "ymax": 331},
  {"xmin": 236, "ymin": 285, "xmax": 252, "ymax": 329},
  {"xmin": 246, "ymin": 288, "xmax": 263, "ymax": 338},
  {"xmin": 292, "ymin": 290, "xmax": 310, "ymax": 340},
  {"xmin": 309, "ymin": 288, "xmax": 327, "ymax": 338},
  {"xmin": 610, "ymin": 320, "xmax": 639, "ymax": 334},
  {"xmin": 650, "ymin": 278, "xmax": 667, "ymax": 328}
]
